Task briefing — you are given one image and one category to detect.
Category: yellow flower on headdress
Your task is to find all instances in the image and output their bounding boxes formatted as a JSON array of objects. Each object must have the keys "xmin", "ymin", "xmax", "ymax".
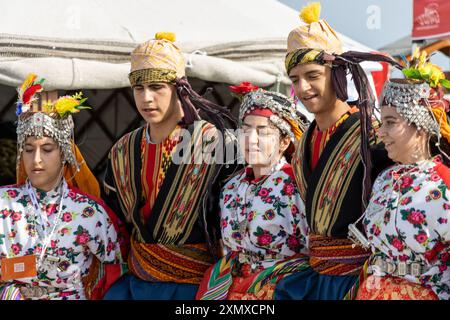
[
  {"xmin": 299, "ymin": 2, "xmax": 321, "ymax": 24},
  {"xmin": 419, "ymin": 51, "xmax": 427, "ymax": 67},
  {"xmin": 416, "ymin": 63, "xmax": 445, "ymax": 87},
  {"xmin": 412, "ymin": 47, "xmax": 420, "ymax": 60},
  {"xmin": 155, "ymin": 32, "xmax": 176, "ymax": 42},
  {"xmin": 429, "ymin": 65, "xmax": 445, "ymax": 87},
  {"xmin": 54, "ymin": 97, "xmax": 80, "ymax": 115},
  {"xmin": 53, "ymin": 92, "xmax": 90, "ymax": 117},
  {"xmin": 403, "ymin": 49, "xmax": 450, "ymax": 89}
]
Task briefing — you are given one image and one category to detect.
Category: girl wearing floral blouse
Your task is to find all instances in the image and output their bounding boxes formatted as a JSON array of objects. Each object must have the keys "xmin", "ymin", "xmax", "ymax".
[
  {"xmin": 196, "ymin": 83, "xmax": 310, "ymax": 300},
  {"xmin": 0, "ymin": 74, "xmax": 126, "ymax": 300},
  {"xmin": 352, "ymin": 51, "xmax": 450, "ymax": 300}
]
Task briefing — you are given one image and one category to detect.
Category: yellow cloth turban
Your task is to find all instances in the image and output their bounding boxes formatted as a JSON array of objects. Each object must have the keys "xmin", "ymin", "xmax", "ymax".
[
  {"xmin": 286, "ymin": 2, "xmax": 343, "ymax": 72},
  {"xmin": 129, "ymin": 32, "xmax": 186, "ymax": 86}
]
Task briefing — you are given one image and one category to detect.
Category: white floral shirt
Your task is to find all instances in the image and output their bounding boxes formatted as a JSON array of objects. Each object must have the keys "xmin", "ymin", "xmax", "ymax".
[
  {"xmin": 0, "ymin": 180, "xmax": 122, "ymax": 300},
  {"xmin": 220, "ymin": 159, "xmax": 309, "ymax": 269},
  {"xmin": 363, "ymin": 157, "xmax": 450, "ymax": 299}
]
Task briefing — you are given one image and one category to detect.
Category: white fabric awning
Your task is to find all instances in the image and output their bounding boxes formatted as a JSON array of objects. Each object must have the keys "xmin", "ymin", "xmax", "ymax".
[{"xmin": 0, "ymin": 0, "xmax": 382, "ymax": 90}]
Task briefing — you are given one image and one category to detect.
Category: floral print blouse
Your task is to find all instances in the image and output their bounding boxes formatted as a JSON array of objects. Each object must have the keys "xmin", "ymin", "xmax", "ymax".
[
  {"xmin": 0, "ymin": 180, "xmax": 122, "ymax": 300},
  {"xmin": 363, "ymin": 156, "xmax": 450, "ymax": 299},
  {"xmin": 220, "ymin": 158, "xmax": 309, "ymax": 269}
]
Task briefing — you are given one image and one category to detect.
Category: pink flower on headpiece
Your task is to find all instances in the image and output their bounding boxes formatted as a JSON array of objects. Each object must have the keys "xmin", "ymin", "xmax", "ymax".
[
  {"xmin": 62, "ymin": 212, "xmax": 72, "ymax": 222},
  {"xmin": 406, "ymin": 210, "xmax": 425, "ymax": 225}
]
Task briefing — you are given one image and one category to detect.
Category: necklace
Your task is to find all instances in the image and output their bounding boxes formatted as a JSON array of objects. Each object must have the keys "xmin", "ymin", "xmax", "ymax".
[{"xmin": 26, "ymin": 178, "xmax": 68, "ymax": 269}]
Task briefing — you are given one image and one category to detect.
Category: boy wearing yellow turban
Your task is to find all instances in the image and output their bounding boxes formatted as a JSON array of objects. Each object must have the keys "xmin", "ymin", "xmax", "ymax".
[
  {"xmin": 102, "ymin": 33, "xmax": 238, "ymax": 300},
  {"xmin": 274, "ymin": 2, "xmax": 401, "ymax": 300}
]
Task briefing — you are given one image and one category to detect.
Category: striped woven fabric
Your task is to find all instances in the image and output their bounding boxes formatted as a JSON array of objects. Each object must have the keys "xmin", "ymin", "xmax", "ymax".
[
  {"xmin": 82, "ymin": 258, "xmax": 129, "ymax": 300},
  {"xmin": 308, "ymin": 234, "xmax": 371, "ymax": 276},
  {"xmin": 0, "ymin": 34, "xmax": 133, "ymax": 61},
  {"xmin": 128, "ymin": 238, "xmax": 214, "ymax": 284},
  {"xmin": 196, "ymin": 252, "xmax": 310, "ymax": 300},
  {"xmin": 343, "ymin": 259, "xmax": 369, "ymax": 300},
  {"xmin": 197, "ymin": 252, "xmax": 237, "ymax": 300},
  {"xmin": 247, "ymin": 254, "xmax": 309, "ymax": 294},
  {"xmin": 0, "ymin": 284, "xmax": 24, "ymax": 300},
  {"xmin": 309, "ymin": 108, "xmax": 356, "ymax": 170}
]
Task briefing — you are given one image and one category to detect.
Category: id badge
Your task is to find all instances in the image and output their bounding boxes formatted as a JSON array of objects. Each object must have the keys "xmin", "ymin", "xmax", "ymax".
[{"xmin": 0, "ymin": 255, "xmax": 37, "ymax": 281}]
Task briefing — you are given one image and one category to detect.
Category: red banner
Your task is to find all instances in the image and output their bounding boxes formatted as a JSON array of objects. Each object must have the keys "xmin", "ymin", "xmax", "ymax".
[{"xmin": 412, "ymin": 0, "xmax": 450, "ymax": 40}]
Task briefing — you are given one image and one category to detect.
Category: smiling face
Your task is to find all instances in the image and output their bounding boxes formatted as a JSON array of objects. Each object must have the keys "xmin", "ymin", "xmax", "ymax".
[
  {"xmin": 239, "ymin": 115, "xmax": 290, "ymax": 169},
  {"xmin": 378, "ymin": 106, "xmax": 429, "ymax": 164},
  {"xmin": 133, "ymin": 82, "xmax": 182, "ymax": 126},
  {"xmin": 22, "ymin": 136, "xmax": 63, "ymax": 191},
  {"xmin": 288, "ymin": 62, "xmax": 337, "ymax": 115}
]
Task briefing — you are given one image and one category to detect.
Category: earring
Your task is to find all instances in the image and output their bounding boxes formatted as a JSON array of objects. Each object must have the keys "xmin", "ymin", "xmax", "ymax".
[{"xmin": 411, "ymin": 148, "xmax": 422, "ymax": 162}]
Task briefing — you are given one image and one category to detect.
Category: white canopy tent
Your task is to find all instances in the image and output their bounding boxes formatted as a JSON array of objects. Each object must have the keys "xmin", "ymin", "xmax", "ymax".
[{"xmin": 0, "ymin": 0, "xmax": 382, "ymax": 90}]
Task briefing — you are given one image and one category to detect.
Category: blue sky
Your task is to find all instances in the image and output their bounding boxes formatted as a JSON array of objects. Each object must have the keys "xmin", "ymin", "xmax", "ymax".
[{"xmin": 278, "ymin": 0, "xmax": 449, "ymax": 70}]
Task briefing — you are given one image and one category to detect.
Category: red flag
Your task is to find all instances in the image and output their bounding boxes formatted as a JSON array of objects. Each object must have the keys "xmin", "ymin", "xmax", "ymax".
[{"xmin": 412, "ymin": 0, "xmax": 450, "ymax": 40}]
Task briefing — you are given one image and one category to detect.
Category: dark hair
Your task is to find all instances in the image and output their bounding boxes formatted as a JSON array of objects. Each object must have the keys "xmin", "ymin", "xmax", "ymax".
[
  {"xmin": 283, "ymin": 139, "xmax": 295, "ymax": 164},
  {"xmin": 0, "ymin": 139, "xmax": 17, "ymax": 185}
]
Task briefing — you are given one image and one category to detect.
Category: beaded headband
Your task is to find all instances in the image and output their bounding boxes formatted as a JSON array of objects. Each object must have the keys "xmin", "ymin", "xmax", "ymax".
[
  {"xmin": 239, "ymin": 88, "xmax": 308, "ymax": 141},
  {"xmin": 380, "ymin": 48, "xmax": 450, "ymax": 140},
  {"xmin": 380, "ymin": 80, "xmax": 440, "ymax": 136}
]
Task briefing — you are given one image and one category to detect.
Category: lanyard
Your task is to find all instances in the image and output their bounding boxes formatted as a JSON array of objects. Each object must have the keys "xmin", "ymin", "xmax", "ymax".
[{"xmin": 26, "ymin": 179, "xmax": 67, "ymax": 265}]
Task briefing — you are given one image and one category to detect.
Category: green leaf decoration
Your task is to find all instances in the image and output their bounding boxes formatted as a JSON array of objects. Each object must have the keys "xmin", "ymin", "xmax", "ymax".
[
  {"xmin": 72, "ymin": 92, "xmax": 84, "ymax": 99},
  {"xmin": 440, "ymin": 79, "xmax": 450, "ymax": 89},
  {"xmin": 76, "ymin": 105, "xmax": 91, "ymax": 111},
  {"xmin": 402, "ymin": 68, "xmax": 421, "ymax": 79}
]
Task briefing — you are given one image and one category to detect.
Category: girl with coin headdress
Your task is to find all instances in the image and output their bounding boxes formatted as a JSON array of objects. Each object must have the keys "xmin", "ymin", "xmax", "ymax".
[
  {"xmin": 353, "ymin": 50, "xmax": 450, "ymax": 300},
  {"xmin": 0, "ymin": 74, "xmax": 126, "ymax": 300},
  {"xmin": 196, "ymin": 83, "xmax": 310, "ymax": 300}
]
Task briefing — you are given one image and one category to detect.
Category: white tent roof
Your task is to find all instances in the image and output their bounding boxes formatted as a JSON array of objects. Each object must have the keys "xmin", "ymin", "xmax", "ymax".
[{"xmin": 0, "ymin": 0, "xmax": 382, "ymax": 90}]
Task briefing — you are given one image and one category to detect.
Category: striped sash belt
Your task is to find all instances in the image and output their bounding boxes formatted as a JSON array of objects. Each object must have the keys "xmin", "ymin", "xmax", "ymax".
[
  {"xmin": 128, "ymin": 237, "xmax": 214, "ymax": 284},
  {"xmin": 308, "ymin": 234, "xmax": 371, "ymax": 276}
]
